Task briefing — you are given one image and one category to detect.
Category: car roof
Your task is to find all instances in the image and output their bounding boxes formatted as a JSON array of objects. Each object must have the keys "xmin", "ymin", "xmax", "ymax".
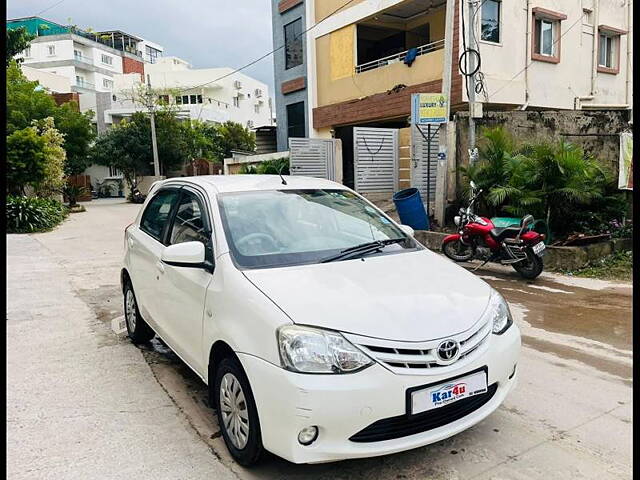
[{"xmin": 160, "ymin": 175, "xmax": 347, "ymax": 194}]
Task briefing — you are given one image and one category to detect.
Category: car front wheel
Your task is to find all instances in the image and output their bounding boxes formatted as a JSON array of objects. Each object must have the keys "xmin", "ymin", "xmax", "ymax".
[{"xmin": 214, "ymin": 357, "xmax": 264, "ymax": 466}]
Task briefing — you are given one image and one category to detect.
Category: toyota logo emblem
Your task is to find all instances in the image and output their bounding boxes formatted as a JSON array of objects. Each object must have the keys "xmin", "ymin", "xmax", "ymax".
[{"xmin": 436, "ymin": 340, "xmax": 460, "ymax": 363}]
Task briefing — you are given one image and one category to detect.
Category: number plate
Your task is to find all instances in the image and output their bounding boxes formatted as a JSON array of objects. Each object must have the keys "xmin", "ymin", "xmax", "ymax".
[
  {"xmin": 532, "ymin": 241, "xmax": 546, "ymax": 255},
  {"xmin": 410, "ymin": 371, "xmax": 488, "ymax": 414}
]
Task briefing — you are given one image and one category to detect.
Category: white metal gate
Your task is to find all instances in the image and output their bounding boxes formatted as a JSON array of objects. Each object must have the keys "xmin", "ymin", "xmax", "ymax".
[
  {"xmin": 353, "ymin": 127, "xmax": 398, "ymax": 194},
  {"xmin": 411, "ymin": 124, "xmax": 440, "ymax": 208},
  {"xmin": 288, "ymin": 138, "xmax": 337, "ymax": 181}
]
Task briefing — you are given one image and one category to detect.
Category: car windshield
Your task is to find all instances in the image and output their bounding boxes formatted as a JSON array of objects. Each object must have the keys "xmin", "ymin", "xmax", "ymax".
[{"xmin": 218, "ymin": 189, "xmax": 420, "ymax": 269}]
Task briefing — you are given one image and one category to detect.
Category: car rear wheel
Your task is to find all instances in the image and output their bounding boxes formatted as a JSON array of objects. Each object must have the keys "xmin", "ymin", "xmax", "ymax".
[
  {"xmin": 123, "ymin": 282, "xmax": 155, "ymax": 344},
  {"xmin": 214, "ymin": 357, "xmax": 264, "ymax": 466}
]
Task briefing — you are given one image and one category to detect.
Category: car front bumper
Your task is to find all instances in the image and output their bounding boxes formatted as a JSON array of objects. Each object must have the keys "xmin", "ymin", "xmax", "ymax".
[{"xmin": 238, "ymin": 324, "xmax": 520, "ymax": 464}]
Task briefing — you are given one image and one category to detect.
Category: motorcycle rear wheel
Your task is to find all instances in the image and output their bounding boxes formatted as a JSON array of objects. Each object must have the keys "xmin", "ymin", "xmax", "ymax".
[
  {"xmin": 443, "ymin": 239, "xmax": 474, "ymax": 262},
  {"xmin": 513, "ymin": 252, "xmax": 543, "ymax": 279}
]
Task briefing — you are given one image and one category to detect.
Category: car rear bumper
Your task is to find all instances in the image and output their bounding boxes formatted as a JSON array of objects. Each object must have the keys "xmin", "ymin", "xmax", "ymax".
[{"xmin": 237, "ymin": 324, "xmax": 520, "ymax": 464}]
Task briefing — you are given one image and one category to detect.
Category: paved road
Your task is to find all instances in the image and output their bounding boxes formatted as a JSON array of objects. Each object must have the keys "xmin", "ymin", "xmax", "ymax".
[{"xmin": 7, "ymin": 199, "xmax": 632, "ymax": 479}]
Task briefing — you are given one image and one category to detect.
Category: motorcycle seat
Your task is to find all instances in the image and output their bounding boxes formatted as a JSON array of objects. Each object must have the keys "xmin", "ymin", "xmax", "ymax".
[{"xmin": 490, "ymin": 226, "xmax": 522, "ymax": 241}]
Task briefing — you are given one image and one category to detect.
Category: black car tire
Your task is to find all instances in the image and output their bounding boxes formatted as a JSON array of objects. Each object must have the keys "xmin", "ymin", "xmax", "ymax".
[
  {"xmin": 213, "ymin": 356, "xmax": 264, "ymax": 466},
  {"xmin": 123, "ymin": 281, "xmax": 155, "ymax": 344}
]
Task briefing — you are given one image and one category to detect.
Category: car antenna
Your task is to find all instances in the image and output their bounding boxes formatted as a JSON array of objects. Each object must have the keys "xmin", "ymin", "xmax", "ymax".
[{"xmin": 277, "ymin": 164, "xmax": 287, "ymax": 185}]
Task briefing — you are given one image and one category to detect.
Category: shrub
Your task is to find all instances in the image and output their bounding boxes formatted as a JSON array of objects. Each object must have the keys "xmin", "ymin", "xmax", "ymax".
[
  {"xmin": 6, "ymin": 195, "xmax": 68, "ymax": 233},
  {"xmin": 238, "ymin": 158, "xmax": 289, "ymax": 175}
]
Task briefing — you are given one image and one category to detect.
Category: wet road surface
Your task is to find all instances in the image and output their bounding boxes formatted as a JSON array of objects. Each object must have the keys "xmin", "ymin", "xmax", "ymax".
[{"xmin": 9, "ymin": 199, "xmax": 632, "ymax": 479}]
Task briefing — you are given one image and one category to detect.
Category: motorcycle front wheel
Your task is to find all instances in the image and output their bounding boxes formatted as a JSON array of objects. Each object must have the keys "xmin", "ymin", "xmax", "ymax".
[
  {"xmin": 442, "ymin": 239, "xmax": 474, "ymax": 262},
  {"xmin": 513, "ymin": 251, "xmax": 543, "ymax": 279}
]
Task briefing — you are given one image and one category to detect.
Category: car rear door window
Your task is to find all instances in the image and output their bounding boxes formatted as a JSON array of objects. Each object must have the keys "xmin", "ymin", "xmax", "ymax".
[{"xmin": 140, "ymin": 189, "xmax": 180, "ymax": 241}]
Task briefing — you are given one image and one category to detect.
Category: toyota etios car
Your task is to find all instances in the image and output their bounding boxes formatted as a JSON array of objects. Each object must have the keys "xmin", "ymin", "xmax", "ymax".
[{"xmin": 122, "ymin": 175, "xmax": 521, "ymax": 466}]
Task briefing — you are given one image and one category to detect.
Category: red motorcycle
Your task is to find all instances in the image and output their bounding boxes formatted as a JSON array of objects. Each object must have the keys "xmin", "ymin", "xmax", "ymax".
[{"xmin": 442, "ymin": 182, "xmax": 546, "ymax": 279}]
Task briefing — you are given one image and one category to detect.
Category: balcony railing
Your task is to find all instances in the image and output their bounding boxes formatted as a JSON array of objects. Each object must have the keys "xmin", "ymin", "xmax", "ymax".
[
  {"xmin": 74, "ymin": 80, "xmax": 96, "ymax": 89},
  {"xmin": 73, "ymin": 53, "xmax": 93, "ymax": 65},
  {"xmin": 355, "ymin": 39, "xmax": 445, "ymax": 74}
]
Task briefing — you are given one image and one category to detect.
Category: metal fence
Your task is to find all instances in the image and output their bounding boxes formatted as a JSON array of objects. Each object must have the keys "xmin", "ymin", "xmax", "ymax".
[{"xmin": 355, "ymin": 39, "xmax": 445, "ymax": 74}]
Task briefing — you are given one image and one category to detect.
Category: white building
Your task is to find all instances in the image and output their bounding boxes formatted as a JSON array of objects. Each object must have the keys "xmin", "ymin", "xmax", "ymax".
[{"xmin": 107, "ymin": 56, "xmax": 274, "ymax": 130}]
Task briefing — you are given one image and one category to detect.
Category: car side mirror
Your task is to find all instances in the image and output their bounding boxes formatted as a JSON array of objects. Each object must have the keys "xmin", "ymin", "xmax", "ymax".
[
  {"xmin": 161, "ymin": 241, "xmax": 212, "ymax": 272},
  {"xmin": 399, "ymin": 224, "xmax": 415, "ymax": 237}
]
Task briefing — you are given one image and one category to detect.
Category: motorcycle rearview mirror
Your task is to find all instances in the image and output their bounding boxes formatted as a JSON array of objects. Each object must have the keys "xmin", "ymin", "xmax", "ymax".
[
  {"xmin": 521, "ymin": 214, "xmax": 534, "ymax": 227},
  {"xmin": 470, "ymin": 181, "xmax": 477, "ymax": 190}
]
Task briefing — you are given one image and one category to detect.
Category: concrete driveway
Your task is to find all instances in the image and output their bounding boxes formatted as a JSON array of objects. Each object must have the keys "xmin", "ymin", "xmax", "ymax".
[{"xmin": 7, "ymin": 199, "xmax": 632, "ymax": 479}]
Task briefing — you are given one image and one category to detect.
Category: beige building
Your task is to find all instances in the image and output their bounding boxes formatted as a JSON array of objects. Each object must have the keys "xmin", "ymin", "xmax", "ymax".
[{"xmin": 276, "ymin": 0, "xmax": 632, "ymax": 221}]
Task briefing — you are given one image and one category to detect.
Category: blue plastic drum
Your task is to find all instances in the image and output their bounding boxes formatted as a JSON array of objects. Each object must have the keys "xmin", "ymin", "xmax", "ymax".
[{"xmin": 392, "ymin": 188, "xmax": 430, "ymax": 230}]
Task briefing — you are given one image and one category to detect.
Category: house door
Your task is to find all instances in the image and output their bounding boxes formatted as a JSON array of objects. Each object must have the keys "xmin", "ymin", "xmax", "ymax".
[
  {"xmin": 353, "ymin": 127, "xmax": 398, "ymax": 195},
  {"xmin": 288, "ymin": 138, "xmax": 338, "ymax": 181}
]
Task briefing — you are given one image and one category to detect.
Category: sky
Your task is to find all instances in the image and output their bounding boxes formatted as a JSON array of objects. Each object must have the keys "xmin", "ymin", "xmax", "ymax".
[{"xmin": 6, "ymin": 0, "xmax": 276, "ymax": 94}]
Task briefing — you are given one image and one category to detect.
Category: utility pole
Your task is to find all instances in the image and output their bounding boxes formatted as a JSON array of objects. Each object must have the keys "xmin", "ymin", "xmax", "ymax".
[
  {"xmin": 467, "ymin": 0, "xmax": 477, "ymax": 155},
  {"xmin": 146, "ymin": 74, "xmax": 160, "ymax": 177}
]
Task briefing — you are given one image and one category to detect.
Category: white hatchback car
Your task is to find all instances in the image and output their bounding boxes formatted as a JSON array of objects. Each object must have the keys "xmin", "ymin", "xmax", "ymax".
[{"xmin": 122, "ymin": 175, "xmax": 520, "ymax": 466}]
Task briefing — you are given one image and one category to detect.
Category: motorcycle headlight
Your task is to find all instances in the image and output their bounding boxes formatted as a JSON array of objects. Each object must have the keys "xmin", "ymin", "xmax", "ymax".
[
  {"xmin": 277, "ymin": 325, "xmax": 373, "ymax": 373},
  {"xmin": 454, "ymin": 215, "xmax": 461, "ymax": 227},
  {"xmin": 485, "ymin": 289, "xmax": 513, "ymax": 335}
]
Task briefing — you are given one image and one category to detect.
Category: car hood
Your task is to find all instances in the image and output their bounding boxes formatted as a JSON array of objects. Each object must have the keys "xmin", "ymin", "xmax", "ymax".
[{"xmin": 242, "ymin": 249, "xmax": 492, "ymax": 342}]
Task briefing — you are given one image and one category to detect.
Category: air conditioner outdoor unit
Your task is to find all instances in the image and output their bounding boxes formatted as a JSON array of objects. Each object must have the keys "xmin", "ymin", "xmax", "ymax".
[
  {"xmin": 254, "ymin": 88, "xmax": 262, "ymax": 97},
  {"xmin": 234, "ymin": 80, "xmax": 242, "ymax": 89}
]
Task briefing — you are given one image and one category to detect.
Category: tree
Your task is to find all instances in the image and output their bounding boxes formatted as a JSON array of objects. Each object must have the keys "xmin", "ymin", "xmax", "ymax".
[
  {"xmin": 33, "ymin": 117, "xmax": 67, "ymax": 196},
  {"xmin": 7, "ymin": 126, "xmax": 47, "ymax": 195},
  {"xmin": 216, "ymin": 121, "xmax": 256, "ymax": 159},
  {"xmin": 90, "ymin": 117, "xmax": 153, "ymax": 190},
  {"xmin": 54, "ymin": 103, "xmax": 95, "ymax": 176},
  {"xmin": 6, "ymin": 27, "xmax": 35, "ymax": 66},
  {"xmin": 6, "ymin": 63, "xmax": 95, "ymax": 174}
]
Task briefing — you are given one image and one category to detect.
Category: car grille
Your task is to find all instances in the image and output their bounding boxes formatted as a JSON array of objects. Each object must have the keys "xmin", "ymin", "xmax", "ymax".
[
  {"xmin": 349, "ymin": 383, "xmax": 498, "ymax": 442},
  {"xmin": 345, "ymin": 318, "xmax": 492, "ymax": 375}
]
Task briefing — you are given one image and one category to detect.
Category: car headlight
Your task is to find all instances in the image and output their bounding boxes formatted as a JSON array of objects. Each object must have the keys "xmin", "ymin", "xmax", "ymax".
[
  {"xmin": 486, "ymin": 289, "xmax": 513, "ymax": 335},
  {"xmin": 277, "ymin": 325, "xmax": 373, "ymax": 373}
]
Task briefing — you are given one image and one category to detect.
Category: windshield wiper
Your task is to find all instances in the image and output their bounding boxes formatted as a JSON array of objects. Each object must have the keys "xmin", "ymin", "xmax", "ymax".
[{"xmin": 319, "ymin": 238, "xmax": 405, "ymax": 263}]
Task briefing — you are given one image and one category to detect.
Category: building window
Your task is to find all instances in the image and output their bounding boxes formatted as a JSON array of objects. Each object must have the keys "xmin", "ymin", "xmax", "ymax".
[
  {"xmin": 233, "ymin": 96, "xmax": 240, "ymax": 108},
  {"xmin": 254, "ymin": 104, "xmax": 260, "ymax": 114},
  {"xmin": 109, "ymin": 166, "xmax": 122, "ymax": 177},
  {"xmin": 197, "ymin": 94, "xmax": 203, "ymax": 103},
  {"xmin": 47, "ymin": 45, "xmax": 55, "ymax": 56},
  {"xmin": 531, "ymin": 9, "xmax": 565, "ymax": 63},
  {"xmin": 101, "ymin": 54, "xmax": 113, "ymax": 65},
  {"xmin": 176, "ymin": 96, "xmax": 182, "ymax": 105},
  {"xmin": 597, "ymin": 27, "xmax": 624, "ymax": 73},
  {"xmin": 76, "ymin": 75, "xmax": 84, "ymax": 86},
  {"xmin": 182, "ymin": 95, "xmax": 189, "ymax": 104},
  {"xmin": 145, "ymin": 45, "xmax": 161, "ymax": 64},
  {"xmin": 23, "ymin": 46, "xmax": 31, "ymax": 57},
  {"xmin": 480, "ymin": 0, "xmax": 500, "ymax": 43},
  {"xmin": 284, "ymin": 18, "xmax": 303, "ymax": 70},
  {"xmin": 286, "ymin": 102, "xmax": 305, "ymax": 139},
  {"xmin": 535, "ymin": 18, "xmax": 554, "ymax": 56},
  {"xmin": 102, "ymin": 78, "xmax": 114, "ymax": 89}
]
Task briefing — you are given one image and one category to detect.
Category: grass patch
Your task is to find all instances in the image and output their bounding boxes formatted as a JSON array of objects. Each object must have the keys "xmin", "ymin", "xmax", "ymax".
[{"xmin": 560, "ymin": 250, "xmax": 633, "ymax": 281}]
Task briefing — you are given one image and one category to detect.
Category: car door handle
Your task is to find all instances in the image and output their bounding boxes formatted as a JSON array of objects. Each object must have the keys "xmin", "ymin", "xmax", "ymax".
[{"xmin": 155, "ymin": 261, "xmax": 165, "ymax": 274}]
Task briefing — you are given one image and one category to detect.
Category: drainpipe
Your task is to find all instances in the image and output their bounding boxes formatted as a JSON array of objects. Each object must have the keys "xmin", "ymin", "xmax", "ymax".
[
  {"xmin": 521, "ymin": 0, "xmax": 530, "ymax": 109},
  {"xmin": 590, "ymin": 0, "xmax": 599, "ymax": 96}
]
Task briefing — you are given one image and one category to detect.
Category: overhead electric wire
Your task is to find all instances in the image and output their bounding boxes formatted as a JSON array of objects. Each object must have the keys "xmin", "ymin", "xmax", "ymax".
[
  {"xmin": 34, "ymin": 0, "xmax": 68, "ymax": 16},
  {"xmin": 172, "ymin": 0, "xmax": 359, "ymax": 94}
]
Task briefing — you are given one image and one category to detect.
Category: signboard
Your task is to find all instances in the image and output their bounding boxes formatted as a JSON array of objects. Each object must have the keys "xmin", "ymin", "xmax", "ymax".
[
  {"xmin": 412, "ymin": 93, "xmax": 449, "ymax": 125},
  {"xmin": 618, "ymin": 132, "xmax": 633, "ymax": 190}
]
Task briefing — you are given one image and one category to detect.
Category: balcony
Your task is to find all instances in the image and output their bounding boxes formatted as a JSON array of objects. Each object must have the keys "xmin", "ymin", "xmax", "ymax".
[
  {"xmin": 355, "ymin": 39, "xmax": 444, "ymax": 73},
  {"xmin": 74, "ymin": 79, "xmax": 96, "ymax": 90},
  {"xmin": 73, "ymin": 53, "xmax": 93, "ymax": 66}
]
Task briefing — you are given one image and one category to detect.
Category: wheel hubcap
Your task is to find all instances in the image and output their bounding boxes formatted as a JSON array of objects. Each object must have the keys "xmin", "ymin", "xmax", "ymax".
[
  {"xmin": 220, "ymin": 373, "xmax": 250, "ymax": 449},
  {"xmin": 125, "ymin": 290, "xmax": 137, "ymax": 332}
]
